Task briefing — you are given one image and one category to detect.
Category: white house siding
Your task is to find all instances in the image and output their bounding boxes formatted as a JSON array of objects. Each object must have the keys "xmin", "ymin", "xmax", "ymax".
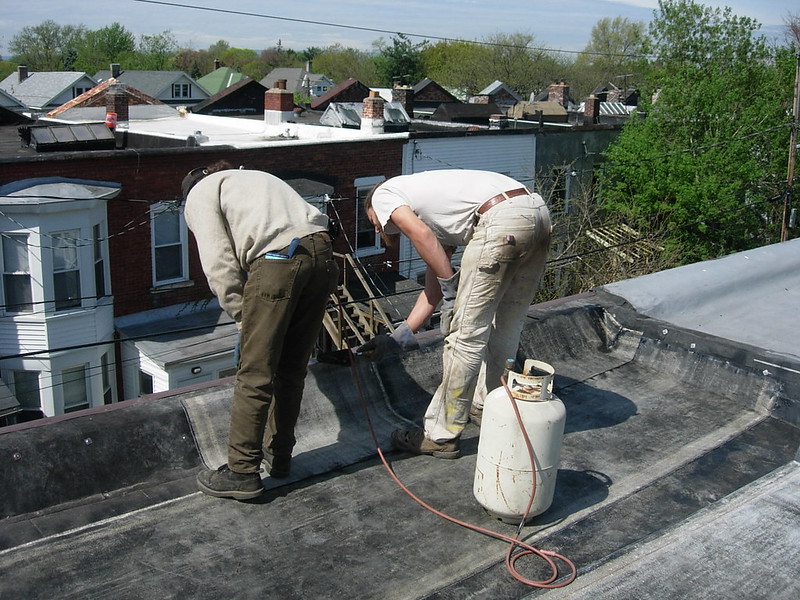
[
  {"xmin": 140, "ymin": 354, "xmax": 170, "ymax": 394},
  {"xmin": 0, "ymin": 180, "xmax": 120, "ymax": 417},
  {"xmin": 398, "ymin": 134, "xmax": 537, "ymax": 280},
  {"xmin": 0, "ymin": 318, "xmax": 48, "ymax": 357}
]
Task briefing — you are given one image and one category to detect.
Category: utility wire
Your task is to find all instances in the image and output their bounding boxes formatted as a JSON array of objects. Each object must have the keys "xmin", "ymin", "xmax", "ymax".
[{"xmin": 131, "ymin": 0, "xmax": 650, "ymax": 59}]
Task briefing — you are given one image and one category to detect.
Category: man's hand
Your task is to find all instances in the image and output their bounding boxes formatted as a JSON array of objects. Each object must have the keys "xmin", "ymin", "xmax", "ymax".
[
  {"xmin": 437, "ymin": 270, "xmax": 460, "ymax": 336},
  {"xmin": 357, "ymin": 322, "xmax": 419, "ymax": 361}
]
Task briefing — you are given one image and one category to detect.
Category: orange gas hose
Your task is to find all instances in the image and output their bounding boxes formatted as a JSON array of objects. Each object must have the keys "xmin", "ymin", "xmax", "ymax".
[{"xmin": 348, "ymin": 351, "xmax": 577, "ymax": 589}]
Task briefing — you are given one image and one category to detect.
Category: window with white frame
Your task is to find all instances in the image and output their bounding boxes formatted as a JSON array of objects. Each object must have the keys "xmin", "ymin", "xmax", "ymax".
[
  {"xmin": 2, "ymin": 233, "xmax": 33, "ymax": 313},
  {"xmin": 172, "ymin": 83, "xmax": 191, "ymax": 98},
  {"xmin": 93, "ymin": 224, "xmax": 107, "ymax": 299},
  {"xmin": 354, "ymin": 177, "xmax": 385, "ymax": 255},
  {"xmin": 151, "ymin": 203, "xmax": 188, "ymax": 286},
  {"xmin": 62, "ymin": 365, "xmax": 89, "ymax": 413},
  {"xmin": 52, "ymin": 230, "xmax": 82, "ymax": 311}
]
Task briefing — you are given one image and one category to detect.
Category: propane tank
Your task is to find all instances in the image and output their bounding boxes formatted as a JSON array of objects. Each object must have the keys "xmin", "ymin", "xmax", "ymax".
[{"xmin": 473, "ymin": 359, "xmax": 565, "ymax": 523}]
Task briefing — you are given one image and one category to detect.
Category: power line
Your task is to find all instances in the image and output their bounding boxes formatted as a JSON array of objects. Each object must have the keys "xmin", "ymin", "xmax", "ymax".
[{"xmin": 131, "ymin": 0, "xmax": 647, "ymax": 59}]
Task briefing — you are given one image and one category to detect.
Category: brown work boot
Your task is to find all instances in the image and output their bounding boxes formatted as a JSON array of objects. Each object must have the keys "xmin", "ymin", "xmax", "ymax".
[
  {"xmin": 196, "ymin": 464, "xmax": 264, "ymax": 500},
  {"xmin": 469, "ymin": 405, "xmax": 483, "ymax": 426},
  {"xmin": 391, "ymin": 428, "xmax": 460, "ymax": 459}
]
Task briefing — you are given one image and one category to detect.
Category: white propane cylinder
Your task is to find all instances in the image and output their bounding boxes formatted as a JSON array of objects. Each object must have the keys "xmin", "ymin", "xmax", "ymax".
[{"xmin": 473, "ymin": 359, "xmax": 565, "ymax": 523}]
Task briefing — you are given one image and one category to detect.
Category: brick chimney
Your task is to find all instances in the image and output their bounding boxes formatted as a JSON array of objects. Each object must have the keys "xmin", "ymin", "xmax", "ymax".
[
  {"xmin": 18, "ymin": 66, "xmax": 28, "ymax": 82},
  {"xmin": 264, "ymin": 79, "xmax": 295, "ymax": 125},
  {"xmin": 361, "ymin": 90, "xmax": 385, "ymax": 134},
  {"xmin": 110, "ymin": 63, "xmax": 121, "ymax": 79},
  {"xmin": 214, "ymin": 59, "xmax": 221, "ymax": 70},
  {"xmin": 106, "ymin": 83, "xmax": 129, "ymax": 127},
  {"xmin": 547, "ymin": 81, "xmax": 569, "ymax": 108},
  {"xmin": 391, "ymin": 82, "xmax": 414, "ymax": 116},
  {"xmin": 584, "ymin": 94, "xmax": 600, "ymax": 125}
]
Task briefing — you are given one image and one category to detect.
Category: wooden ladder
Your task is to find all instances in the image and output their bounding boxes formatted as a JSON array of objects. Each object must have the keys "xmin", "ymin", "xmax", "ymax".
[{"xmin": 322, "ymin": 252, "xmax": 396, "ymax": 351}]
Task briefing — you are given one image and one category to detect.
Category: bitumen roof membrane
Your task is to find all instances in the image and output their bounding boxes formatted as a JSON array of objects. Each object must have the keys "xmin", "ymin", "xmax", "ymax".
[{"xmin": 1, "ymin": 240, "xmax": 798, "ymax": 599}]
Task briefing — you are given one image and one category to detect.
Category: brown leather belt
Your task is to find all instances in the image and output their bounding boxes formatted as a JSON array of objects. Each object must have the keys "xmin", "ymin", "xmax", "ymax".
[{"xmin": 476, "ymin": 187, "xmax": 530, "ymax": 215}]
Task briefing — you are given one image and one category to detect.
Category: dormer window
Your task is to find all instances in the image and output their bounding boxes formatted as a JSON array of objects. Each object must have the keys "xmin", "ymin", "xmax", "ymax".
[{"xmin": 172, "ymin": 83, "xmax": 191, "ymax": 98}]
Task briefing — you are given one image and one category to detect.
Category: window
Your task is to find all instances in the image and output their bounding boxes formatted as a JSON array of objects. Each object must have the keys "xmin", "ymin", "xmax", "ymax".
[
  {"xmin": 354, "ymin": 177, "xmax": 384, "ymax": 255},
  {"xmin": 172, "ymin": 83, "xmax": 191, "ymax": 98},
  {"xmin": 93, "ymin": 224, "xmax": 106, "ymax": 298},
  {"xmin": 139, "ymin": 370, "xmax": 153, "ymax": 396},
  {"xmin": 13, "ymin": 370, "xmax": 42, "ymax": 420},
  {"xmin": 62, "ymin": 365, "xmax": 89, "ymax": 413},
  {"xmin": 151, "ymin": 203, "xmax": 188, "ymax": 285},
  {"xmin": 101, "ymin": 352, "xmax": 113, "ymax": 404},
  {"xmin": 73, "ymin": 87, "xmax": 90, "ymax": 97},
  {"xmin": 2, "ymin": 234, "xmax": 33, "ymax": 313},
  {"xmin": 52, "ymin": 230, "xmax": 81, "ymax": 311}
]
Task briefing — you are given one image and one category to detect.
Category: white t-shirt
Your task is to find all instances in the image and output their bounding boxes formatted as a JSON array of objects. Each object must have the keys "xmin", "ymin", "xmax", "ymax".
[{"xmin": 370, "ymin": 170, "xmax": 524, "ymax": 247}]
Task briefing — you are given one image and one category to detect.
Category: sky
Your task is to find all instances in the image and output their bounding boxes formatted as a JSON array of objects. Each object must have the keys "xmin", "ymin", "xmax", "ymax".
[{"xmin": 0, "ymin": 0, "xmax": 796, "ymax": 58}]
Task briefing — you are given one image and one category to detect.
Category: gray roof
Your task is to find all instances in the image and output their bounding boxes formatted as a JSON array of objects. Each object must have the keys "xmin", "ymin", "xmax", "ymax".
[
  {"xmin": 261, "ymin": 67, "xmax": 332, "ymax": 95},
  {"xmin": 1, "ymin": 239, "xmax": 799, "ymax": 599},
  {"xmin": 94, "ymin": 70, "xmax": 210, "ymax": 99},
  {"xmin": 477, "ymin": 80, "xmax": 522, "ymax": 102},
  {"xmin": 46, "ymin": 104, "xmax": 179, "ymax": 122},
  {"xmin": 0, "ymin": 71, "xmax": 97, "ymax": 110}
]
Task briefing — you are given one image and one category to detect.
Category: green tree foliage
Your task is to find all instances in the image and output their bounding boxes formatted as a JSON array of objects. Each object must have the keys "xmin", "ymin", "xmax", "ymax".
[
  {"xmin": 599, "ymin": 0, "xmax": 794, "ymax": 264},
  {"xmin": 572, "ymin": 17, "xmax": 645, "ymax": 99},
  {"xmin": 0, "ymin": 60, "xmax": 15, "ymax": 81},
  {"xmin": 73, "ymin": 22, "xmax": 136, "ymax": 75},
  {"xmin": 10, "ymin": 20, "xmax": 86, "ymax": 70},
  {"xmin": 174, "ymin": 48, "xmax": 213, "ymax": 79},
  {"xmin": 484, "ymin": 32, "xmax": 566, "ymax": 98},
  {"xmin": 421, "ymin": 33, "xmax": 566, "ymax": 99},
  {"xmin": 373, "ymin": 34, "xmax": 427, "ymax": 87},
  {"xmin": 421, "ymin": 40, "xmax": 488, "ymax": 96},
  {"xmin": 128, "ymin": 31, "xmax": 178, "ymax": 70},
  {"xmin": 313, "ymin": 44, "xmax": 377, "ymax": 87}
]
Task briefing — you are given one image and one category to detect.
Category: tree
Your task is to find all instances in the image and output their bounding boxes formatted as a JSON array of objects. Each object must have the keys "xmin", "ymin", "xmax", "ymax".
[
  {"xmin": 174, "ymin": 48, "xmax": 212, "ymax": 79},
  {"xmin": 573, "ymin": 17, "xmax": 646, "ymax": 99},
  {"xmin": 599, "ymin": 0, "xmax": 794, "ymax": 264},
  {"xmin": 421, "ymin": 34, "xmax": 566, "ymax": 99},
  {"xmin": 313, "ymin": 44, "xmax": 378, "ymax": 86},
  {"xmin": 207, "ymin": 40, "xmax": 231, "ymax": 63},
  {"xmin": 373, "ymin": 34, "xmax": 427, "ymax": 87},
  {"xmin": 131, "ymin": 30, "xmax": 178, "ymax": 70},
  {"xmin": 10, "ymin": 20, "xmax": 86, "ymax": 71},
  {"xmin": 483, "ymin": 32, "xmax": 565, "ymax": 98},
  {"xmin": 421, "ymin": 40, "xmax": 489, "ymax": 96},
  {"xmin": 74, "ymin": 23, "xmax": 136, "ymax": 74}
]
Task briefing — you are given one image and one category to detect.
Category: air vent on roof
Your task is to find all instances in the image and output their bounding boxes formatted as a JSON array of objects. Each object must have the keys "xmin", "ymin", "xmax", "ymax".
[
  {"xmin": 320, "ymin": 102, "xmax": 410, "ymax": 131},
  {"xmin": 21, "ymin": 124, "xmax": 116, "ymax": 152}
]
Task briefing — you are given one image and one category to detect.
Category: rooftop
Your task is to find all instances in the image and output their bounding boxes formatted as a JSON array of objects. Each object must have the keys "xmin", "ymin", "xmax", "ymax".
[{"xmin": 1, "ymin": 239, "xmax": 798, "ymax": 599}]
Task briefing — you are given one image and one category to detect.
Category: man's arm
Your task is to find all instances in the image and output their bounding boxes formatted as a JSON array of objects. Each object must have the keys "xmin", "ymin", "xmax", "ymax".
[{"xmin": 388, "ymin": 206, "xmax": 454, "ymax": 332}]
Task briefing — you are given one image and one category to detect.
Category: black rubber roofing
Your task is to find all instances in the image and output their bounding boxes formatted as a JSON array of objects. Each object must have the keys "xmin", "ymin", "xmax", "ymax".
[{"xmin": 1, "ymin": 240, "xmax": 798, "ymax": 599}]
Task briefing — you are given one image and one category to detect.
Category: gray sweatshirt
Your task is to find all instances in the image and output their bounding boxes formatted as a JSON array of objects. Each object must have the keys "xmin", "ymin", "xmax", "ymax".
[{"xmin": 184, "ymin": 169, "xmax": 329, "ymax": 323}]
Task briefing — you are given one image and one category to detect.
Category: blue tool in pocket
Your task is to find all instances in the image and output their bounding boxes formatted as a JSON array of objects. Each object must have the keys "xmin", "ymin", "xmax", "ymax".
[{"xmin": 264, "ymin": 237, "xmax": 301, "ymax": 260}]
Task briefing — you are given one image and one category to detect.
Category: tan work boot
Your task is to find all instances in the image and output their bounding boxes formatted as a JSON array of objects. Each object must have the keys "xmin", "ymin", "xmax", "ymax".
[
  {"xmin": 391, "ymin": 428, "xmax": 461, "ymax": 459},
  {"xmin": 469, "ymin": 405, "xmax": 482, "ymax": 426}
]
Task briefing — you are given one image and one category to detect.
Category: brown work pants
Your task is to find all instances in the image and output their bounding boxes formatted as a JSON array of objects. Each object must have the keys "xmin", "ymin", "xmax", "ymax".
[{"xmin": 228, "ymin": 231, "xmax": 338, "ymax": 473}]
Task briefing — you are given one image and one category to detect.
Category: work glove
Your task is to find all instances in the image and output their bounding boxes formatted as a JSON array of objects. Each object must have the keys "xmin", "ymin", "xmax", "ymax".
[
  {"xmin": 357, "ymin": 322, "xmax": 419, "ymax": 361},
  {"xmin": 437, "ymin": 270, "xmax": 460, "ymax": 337}
]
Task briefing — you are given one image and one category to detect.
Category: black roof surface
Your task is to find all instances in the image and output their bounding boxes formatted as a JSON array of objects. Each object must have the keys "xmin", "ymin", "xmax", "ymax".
[{"xmin": 1, "ymin": 240, "xmax": 798, "ymax": 599}]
